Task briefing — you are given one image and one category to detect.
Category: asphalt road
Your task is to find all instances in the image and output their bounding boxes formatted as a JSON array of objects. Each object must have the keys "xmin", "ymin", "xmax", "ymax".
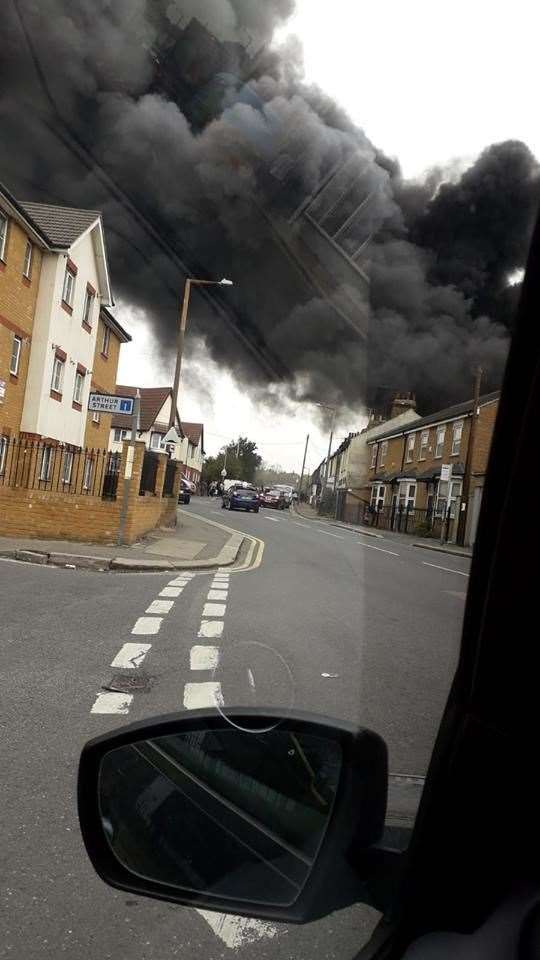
[{"xmin": 1, "ymin": 499, "xmax": 470, "ymax": 960}]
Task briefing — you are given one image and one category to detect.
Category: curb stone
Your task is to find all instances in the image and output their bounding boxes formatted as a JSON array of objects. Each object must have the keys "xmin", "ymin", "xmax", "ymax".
[{"xmin": 412, "ymin": 542, "xmax": 472, "ymax": 559}]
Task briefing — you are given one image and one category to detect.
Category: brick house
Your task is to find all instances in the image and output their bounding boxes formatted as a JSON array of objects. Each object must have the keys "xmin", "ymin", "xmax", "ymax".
[
  {"xmin": 0, "ymin": 184, "xmax": 48, "ymax": 462},
  {"xmin": 365, "ymin": 391, "xmax": 500, "ymax": 544},
  {"xmin": 179, "ymin": 422, "xmax": 204, "ymax": 487},
  {"xmin": 83, "ymin": 307, "xmax": 131, "ymax": 450}
]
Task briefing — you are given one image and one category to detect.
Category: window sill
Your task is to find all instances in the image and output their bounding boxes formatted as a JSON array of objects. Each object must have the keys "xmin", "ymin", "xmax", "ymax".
[
  {"xmin": 50, "ymin": 389, "xmax": 62, "ymax": 402},
  {"xmin": 450, "ymin": 452, "xmax": 461, "ymax": 457},
  {"xmin": 100, "ymin": 352, "xmax": 109, "ymax": 360},
  {"xmin": 82, "ymin": 321, "xmax": 92, "ymax": 334},
  {"xmin": 0, "ymin": 260, "xmax": 5, "ymax": 272},
  {"xmin": 9, "ymin": 372, "xmax": 19, "ymax": 382},
  {"xmin": 61, "ymin": 300, "xmax": 73, "ymax": 316},
  {"xmin": 22, "ymin": 275, "xmax": 31, "ymax": 287},
  {"xmin": 72, "ymin": 401, "xmax": 82, "ymax": 412}
]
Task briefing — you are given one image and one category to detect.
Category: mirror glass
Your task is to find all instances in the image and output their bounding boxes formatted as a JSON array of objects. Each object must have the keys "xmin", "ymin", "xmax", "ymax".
[{"xmin": 98, "ymin": 725, "xmax": 342, "ymax": 906}]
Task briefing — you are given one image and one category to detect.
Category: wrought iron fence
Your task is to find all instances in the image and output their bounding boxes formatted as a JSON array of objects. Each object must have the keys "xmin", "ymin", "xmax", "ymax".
[
  {"xmin": 333, "ymin": 490, "xmax": 457, "ymax": 541},
  {"xmin": 0, "ymin": 438, "xmax": 120, "ymax": 499},
  {"xmin": 139, "ymin": 449, "xmax": 159, "ymax": 495},
  {"xmin": 162, "ymin": 458, "xmax": 177, "ymax": 497}
]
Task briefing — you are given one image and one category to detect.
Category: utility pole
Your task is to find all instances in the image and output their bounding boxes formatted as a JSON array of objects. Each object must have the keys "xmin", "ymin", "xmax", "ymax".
[
  {"xmin": 298, "ymin": 434, "xmax": 309, "ymax": 497},
  {"xmin": 325, "ymin": 409, "xmax": 336, "ymax": 490},
  {"xmin": 457, "ymin": 365, "xmax": 483, "ymax": 546}
]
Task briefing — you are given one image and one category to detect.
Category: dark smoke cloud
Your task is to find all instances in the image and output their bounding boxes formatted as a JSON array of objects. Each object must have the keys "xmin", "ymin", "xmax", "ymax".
[{"xmin": 1, "ymin": 0, "xmax": 539, "ymax": 417}]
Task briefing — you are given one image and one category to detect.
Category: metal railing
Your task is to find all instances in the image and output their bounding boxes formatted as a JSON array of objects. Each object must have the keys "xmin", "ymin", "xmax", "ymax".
[
  {"xmin": 162, "ymin": 459, "xmax": 177, "ymax": 497},
  {"xmin": 0, "ymin": 438, "xmax": 120, "ymax": 499},
  {"xmin": 139, "ymin": 450, "xmax": 159, "ymax": 495},
  {"xmin": 334, "ymin": 490, "xmax": 458, "ymax": 541}
]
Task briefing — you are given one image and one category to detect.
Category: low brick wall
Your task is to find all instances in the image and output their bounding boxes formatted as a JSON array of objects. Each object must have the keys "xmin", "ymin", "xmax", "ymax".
[{"xmin": 0, "ymin": 440, "xmax": 181, "ymax": 544}]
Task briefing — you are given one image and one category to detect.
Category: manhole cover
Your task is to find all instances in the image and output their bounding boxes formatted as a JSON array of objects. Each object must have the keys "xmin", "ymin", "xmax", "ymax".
[{"xmin": 103, "ymin": 673, "xmax": 154, "ymax": 693}]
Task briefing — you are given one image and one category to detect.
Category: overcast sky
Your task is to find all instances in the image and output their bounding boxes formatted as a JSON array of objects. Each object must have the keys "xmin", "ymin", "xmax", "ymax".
[{"xmin": 118, "ymin": 0, "xmax": 538, "ymax": 473}]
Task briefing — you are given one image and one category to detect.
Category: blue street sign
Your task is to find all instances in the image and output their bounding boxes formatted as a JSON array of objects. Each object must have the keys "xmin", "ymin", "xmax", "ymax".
[{"xmin": 88, "ymin": 393, "xmax": 134, "ymax": 415}]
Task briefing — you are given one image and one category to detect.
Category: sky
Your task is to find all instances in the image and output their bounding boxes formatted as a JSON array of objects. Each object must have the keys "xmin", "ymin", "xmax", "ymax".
[{"xmin": 118, "ymin": 0, "xmax": 539, "ymax": 473}]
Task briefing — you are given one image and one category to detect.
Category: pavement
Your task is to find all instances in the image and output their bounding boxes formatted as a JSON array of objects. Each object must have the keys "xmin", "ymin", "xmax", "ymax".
[
  {"xmin": 293, "ymin": 501, "xmax": 473, "ymax": 558},
  {"xmin": 0, "ymin": 503, "xmax": 244, "ymax": 570},
  {"xmin": 1, "ymin": 497, "xmax": 471, "ymax": 960}
]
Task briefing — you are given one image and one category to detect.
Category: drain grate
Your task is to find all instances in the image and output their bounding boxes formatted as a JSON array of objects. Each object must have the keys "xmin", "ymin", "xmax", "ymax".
[{"xmin": 102, "ymin": 673, "xmax": 154, "ymax": 693}]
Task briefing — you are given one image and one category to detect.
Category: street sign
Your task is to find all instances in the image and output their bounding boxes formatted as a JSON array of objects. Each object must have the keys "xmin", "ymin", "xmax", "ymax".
[
  {"xmin": 163, "ymin": 427, "xmax": 181, "ymax": 444},
  {"xmin": 88, "ymin": 393, "xmax": 134, "ymax": 415},
  {"xmin": 221, "ymin": 468, "xmax": 227, "ymax": 478},
  {"xmin": 440, "ymin": 463, "xmax": 453, "ymax": 482}
]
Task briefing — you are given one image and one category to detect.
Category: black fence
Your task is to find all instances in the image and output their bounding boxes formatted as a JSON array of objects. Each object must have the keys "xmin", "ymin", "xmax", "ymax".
[
  {"xmin": 334, "ymin": 490, "xmax": 457, "ymax": 540},
  {"xmin": 139, "ymin": 450, "xmax": 159, "ymax": 495},
  {"xmin": 0, "ymin": 438, "xmax": 120, "ymax": 499},
  {"xmin": 162, "ymin": 459, "xmax": 177, "ymax": 497}
]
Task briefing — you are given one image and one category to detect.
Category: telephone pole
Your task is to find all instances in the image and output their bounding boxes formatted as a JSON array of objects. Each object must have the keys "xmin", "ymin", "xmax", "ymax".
[
  {"xmin": 457, "ymin": 365, "xmax": 483, "ymax": 546},
  {"xmin": 298, "ymin": 434, "xmax": 309, "ymax": 498}
]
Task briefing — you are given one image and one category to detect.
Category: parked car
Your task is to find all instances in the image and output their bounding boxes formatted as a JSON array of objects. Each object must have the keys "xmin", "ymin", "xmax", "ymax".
[
  {"xmin": 221, "ymin": 485, "xmax": 260, "ymax": 512},
  {"xmin": 178, "ymin": 479, "xmax": 191, "ymax": 505},
  {"xmin": 261, "ymin": 488, "xmax": 287, "ymax": 509}
]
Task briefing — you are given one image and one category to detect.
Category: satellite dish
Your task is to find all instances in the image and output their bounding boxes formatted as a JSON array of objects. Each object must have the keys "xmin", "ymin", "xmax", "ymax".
[{"xmin": 163, "ymin": 427, "xmax": 181, "ymax": 444}]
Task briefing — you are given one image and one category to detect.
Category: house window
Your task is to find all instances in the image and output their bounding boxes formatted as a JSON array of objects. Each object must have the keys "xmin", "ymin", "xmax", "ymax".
[
  {"xmin": 23, "ymin": 241, "xmax": 32, "ymax": 278},
  {"xmin": 379, "ymin": 440, "xmax": 388, "ymax": 466},
  {"xmin": 113, "ymin": 428, "xmax": 129, "ymax": 442},
  {"xmin": 398, "ymin": 480, "xmax": 416, "ymax": 509},
  {"xmin": 0, "ymin": 436, "xmax": 8, "ymax": 475},
  {"xmin": 452, "ymin": 420, "xmax": 463, "ymax": 455},
  {"xmin": 436, "ymin": 478, "xmax": 463, "ymax": 518},
  {"xmin": 419, "ymin": 430, "xmax": 429, "ymax": 459},
  {"xmin": 0, "ymin": 213, "xmax": 7, "ymax": 260},
  {"xmin": 150, "ymin": 432, "xmax": 164, "ymax": 450},
  {"xmin": 406, "ymin": 434, "xmax": 415, "ymax": 462},
  {"xmin": 101, "ymin": 325, "xmax": 111, "ymax": 356},
  {"xmin": 82, "ymin": 289, "xmax": 95, "ymax": 328},
  {"xmin": 61, "ymin": 450, "xmax": 74, "ymax": 485},
  {"xmin": 370, "ymin": 483, "xmax": 386, "ymax": 510},
  {"xmin": 40, "ymin": 446, "xmax": 53, "ymax": 481},
  {"xmin": 10, "ymin": 335, "xmax": 22, "ymax": 376},
  {"xmin": 73, "ymin": 371, "xmax": 84, "ymax": 405},
  {"xmin": 83, "ymin": 457, "xmax": 93, "ymax": 490},
  {"xmin": 62, "ymin": 266, "xmax": 76, "ymax": 307},
  {"xmin": 435, "ymin": 425, "xmax": 446, "ymax": 458},
  {"xmin": 51, "ymin": 356, "xmax": 65, "ymax": 394},
  {"xmin": 370, "ymin": 444, "xmax": 378, "ymax": 468},
  {"xmin": 92, "ymin": 411, "xmax": 100, "ymax": 423}
]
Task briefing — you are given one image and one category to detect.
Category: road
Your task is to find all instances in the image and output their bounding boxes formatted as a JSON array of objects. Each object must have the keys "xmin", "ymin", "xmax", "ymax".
[{"xmin": 1, "ymin": 500, "xmax": 470, "ymax": 960}]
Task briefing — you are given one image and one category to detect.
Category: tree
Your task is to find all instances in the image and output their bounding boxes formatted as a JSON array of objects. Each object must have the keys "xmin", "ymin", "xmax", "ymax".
[
  {"xmin": 255, "ymin": 463, "xmax": 300, "ymax": 488},
  {"xmin": 202, "ymin": 437, "xmax": 262, "ymax": 485}
]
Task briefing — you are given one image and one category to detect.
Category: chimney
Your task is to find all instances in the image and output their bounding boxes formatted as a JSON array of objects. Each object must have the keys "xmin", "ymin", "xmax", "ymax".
[{"xmin": 389, "ymin": 392, "xmax": 416, "ymax": 420}]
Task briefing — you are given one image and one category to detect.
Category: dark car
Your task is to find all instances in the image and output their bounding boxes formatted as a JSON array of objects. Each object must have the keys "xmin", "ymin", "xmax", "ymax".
[
  {"xmin": 178, "ymin": 480, "xmax": 191, "ymax": 505},
  {"xmin": 260, "ymin": 488, "xmax": 286, "ymax": 509},
  {"xmin": 221, "ymin": 485, "xmax": 260, "ymax": 512}
]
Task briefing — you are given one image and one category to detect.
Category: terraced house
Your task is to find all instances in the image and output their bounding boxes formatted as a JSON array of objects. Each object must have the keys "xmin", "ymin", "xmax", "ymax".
[{"xmin": 365, "ymin": 391, "xmax": 500, "ymax": 546}]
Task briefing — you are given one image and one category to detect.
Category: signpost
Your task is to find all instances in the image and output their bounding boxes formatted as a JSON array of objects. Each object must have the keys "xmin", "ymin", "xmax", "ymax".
[
  {"xmin": 440, "ymin": 464, "xmax": 453, "ymax": 543},
  {"xmin": 88, "ymin": 393, "xmax": 134, "ymax": 415}
]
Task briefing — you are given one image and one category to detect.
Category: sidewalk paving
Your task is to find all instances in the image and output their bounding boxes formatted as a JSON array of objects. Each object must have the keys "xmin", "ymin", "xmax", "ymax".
[
  {"xmin": 0, "ymin": 503, "xmax": 243, "ymax": 571},
  {"xmin": 293, "ymin": 502, "xmax": 472, "ymax": 559}
]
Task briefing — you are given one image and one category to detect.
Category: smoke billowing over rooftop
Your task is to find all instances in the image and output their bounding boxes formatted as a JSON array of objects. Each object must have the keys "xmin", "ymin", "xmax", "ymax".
[{"xmin": 2, "ymin": 0, "xmax": 539, "ymax": 415}]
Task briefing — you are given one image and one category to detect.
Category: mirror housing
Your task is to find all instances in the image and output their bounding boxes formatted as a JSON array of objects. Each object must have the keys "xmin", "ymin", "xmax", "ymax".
[{"xmin": 78, "ymin": 709, "xmax": 388, "ymax": 923}]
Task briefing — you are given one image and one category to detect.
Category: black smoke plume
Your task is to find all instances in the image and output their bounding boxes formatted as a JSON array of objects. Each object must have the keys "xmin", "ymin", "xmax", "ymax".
[{"xmin": 1, "ymin": 0, "xmax": 538, "ymax": 416}]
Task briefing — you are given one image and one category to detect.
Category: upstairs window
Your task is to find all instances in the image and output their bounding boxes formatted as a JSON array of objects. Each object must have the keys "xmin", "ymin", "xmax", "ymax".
[
  {"xmin": 379, "ymin": 440, "xmax": 388, "ymax": 466},
  {"xmin": 370, "ymin": 444, "xmax": 378, "ymax": 468},
  {"xmin": 73, "ymin": 371, "xmax": 84, "ymax": 405},
  {"xmin": 102, "ymin": 325, "xmax": 111, "ymax": 357},
  {"xmin": 10, "ymin": 335, "xmax": 22, "ymax": 376},
  {"xmin": 435, "ymin": 425, "xmax": 446, "ymax": 458},
  {"xmin": 23, "ymin": 241, "xmax": 32, "ymax": 278},
  {"xmin": 62, "ymin": 266, "xmax": 76, "ymax": 307},
  {"xmin": 406, "ymin": 434, "xmax": 415, "ymax": 462},
  {"xmin": 0, "ymin": 213, "xmax": 7, "ymax": 260},
  {"xmin": 82, "ymin": 289, "xmax": 95, "ymax": 328},
  {"xmin": 419, "ymin": 430, "xmax": 429, "ymax": 459},
  {"xmin": 452, "ymin": 420, "xmax": 464, "ymax": 455},
  {"xmin": 51, "ymin": 356, "xmax": 65, "ymax": 394}
]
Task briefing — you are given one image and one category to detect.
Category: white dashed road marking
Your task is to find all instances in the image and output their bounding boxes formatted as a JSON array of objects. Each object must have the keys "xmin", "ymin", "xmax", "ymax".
[
  {"xmin": 91, "ymin": 691, "xmax": 133, "ymax": 714},
  {"xmin": 146, "ymin": 598, "xmax": 174, "ymax": 615},
  {"xmin": 183, "ymin": 681, "xmax": 224, "ymax": 709},
  {"xmin": 264, "ymin": 516, "xmax": 280, "ymax": 522},
  {"xmin": 131, "ymin": 616, "xmax": 163, "ymax": 635},
  {"xmin": 423, "ymin": 561, "xmax": 469, "ymax": 577},
  {"xmin": 190, "ymin": 645, "xmax": 220, "ymax": 671},
  {"xmin": 207, "ymin": 589, "xmax": 228, "ymax": 601},
  {"xmin": 110, "ymin": 642, "xmax": 151, "ymax": 669},
  {"xmin": 356, "ymin": 541, "xmax": 400, "ymax": 557},
  {"xmin": 202, "ymin": 602, "xmax": 227, "ymax": 617},
  {"xmin": 159, "ymin": 586, "xmax": 183, "ymax": 597},
  {"xmin": 198, "ymin": 620, "xmax": 224, "ymax": 638},
  {"xmin": 197, "ymin": 911, "xmax": 278, "ymax": 949},
  {"xmin": 318, "ymin": 530, "xmax": 344, "ymax": 539}
]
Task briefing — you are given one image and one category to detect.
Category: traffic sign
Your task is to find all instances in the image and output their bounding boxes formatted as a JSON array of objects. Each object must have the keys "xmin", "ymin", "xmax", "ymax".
[{"xmin": 88, "ymin": 393, "xmax": 134, "ymax": 415}]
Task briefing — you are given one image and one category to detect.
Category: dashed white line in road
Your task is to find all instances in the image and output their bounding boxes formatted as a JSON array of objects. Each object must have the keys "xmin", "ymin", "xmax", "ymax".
[
  {"xmin": 159, "ymin": 586, "xmax": 183, "ymax": 597},
  {"xmin": 196, "ymin": 911, "xmax": 278, "ymax": 949},
  {"xmin": 198, "ymin": 620, "xmax": 224, "ymax": 638},
  {"xmin": 207, "ymin": 589, "xmax": 228, "ymax": 601},
  {"xmin": 317, "ymin": 530, "xmax": 345, "ymax": 539},
  {"xmin": 264, "ymin": 516, "xmax": 280, "ymax": 522},
  {"xmin": 91, "ymin": 691, "xmax": 133, "ymax": 714},
  {"xmin": 356, "ymin": 541, "xmax": 400, "ymax": 557},
  {"xmin": 202, "ymin": 602, "xmax": 227, "ymax": 617},
  {"xmin": 131, "ymin": 616, "xmax": 163, "ymax": 635},
  {"xmin": 183, "ymin": 681, "xmax": 224, "ymax": 709},
  {"xmin": 146, "ymin": 598, "xmax": 174, "ymax": 615},
  {"xmin": 423, "ymin": 561, "xmax": 469, "ymax": 577},
  {"xmin": 110, "ymin": 642, "xmax": 151, "ymax": 669},
  {"xmin": 190, "ymin": 645, "xmax": 220, "ymax": 671},
  {"xmin": 168, "ymin": 576, "xmax": 191, "ymax": 586}
]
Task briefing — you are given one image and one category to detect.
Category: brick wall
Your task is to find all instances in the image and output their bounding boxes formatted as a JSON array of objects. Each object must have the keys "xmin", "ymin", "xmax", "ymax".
[
  {"xmin": 84, "ymin": 313, "xmax": 122, "ymax": 450},
  {"xmin": 0, "ymin": 218, "xmax": 43, "ymax": 436},
  {"xmin": 471, "ymin": 399, "xmax": 498, "ymax": 478},
  {"xmin": 0, "ymin": 440, "xmax": 181, "ymax": 544}
]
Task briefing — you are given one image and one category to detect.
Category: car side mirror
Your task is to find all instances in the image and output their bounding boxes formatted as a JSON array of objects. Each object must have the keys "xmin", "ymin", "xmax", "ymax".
[{"xmin": 78, "ymin": 709, "xmax": 388, "ymax": 924}]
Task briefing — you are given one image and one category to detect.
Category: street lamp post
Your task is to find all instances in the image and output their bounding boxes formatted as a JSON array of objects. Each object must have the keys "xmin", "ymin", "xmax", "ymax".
[
  {"xmin": 168, "ymin": 277, "xmax": 233, "ymax": 430},
  {"xmin": 314, "ymin": 401, "xmax": 338, "ymax": 491}
]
